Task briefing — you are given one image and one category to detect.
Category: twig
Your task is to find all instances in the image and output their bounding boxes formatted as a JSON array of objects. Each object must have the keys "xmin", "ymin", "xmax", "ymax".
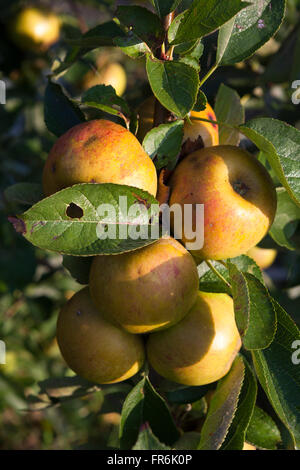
[{"xmin": 205, "ymin": 260, "xmax": 231, "ymax": 290}]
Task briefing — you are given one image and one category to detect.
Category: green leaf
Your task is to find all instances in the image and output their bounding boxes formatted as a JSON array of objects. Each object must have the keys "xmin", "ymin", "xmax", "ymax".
[
  {"xmin": 64, "ymin": 21, "xmax": 125, "ymax": 49},
  {"xmin": 227, "ymin": 262, "xmax": 250, "ymax": 337},
  {"xmin": 119, "ymin": 378, "xmax": 145, "ymax": 450},
  {"xmin": 133, "ymin": 424, "xmax": 170, "ymax": 450},
  {"xmin": 221, "ymin": 358, "xmax": 257, "ymax": 450},
  {"xmin": 215, "ymin": 84, "xmax": 244, "ymax": 145},
  {"xmin": 168, "ymin": 0, "xmax": 249, "ymax": 45},
  {"xmin": 62, "ymin": 256, "xmax": 93, "ymax": 285},
  {"xmin": 151, "ymin": 0, "xmax": 183, "ymax": 18},
  {"xmin": 269, "ymin": 188, "xmax": 300, "ymax": 250},
  {"xmin": 198, "ymin": 356, "xmax": 245, "ymax": 450},
  {"xmin": 81, "ymin": 85, "xmax": 130, "ymax": 122},
  {"xmin": 143, "ymin": 378, "xmax": 180, "ymax": 445},
  {"xmin": 228, "ymin": 265, "xmax": 277, "ymax": 350},
  {"xmin": 216, "ymin": 17, "xmax": 236, "ymax": 64},
  {"xmin": 143, "ymin": 120, "xmax": 184, "ymax": 169},
  {"xmin": 252, "ymin": 300, "xmax": 300, "ymax": 449},
  {"xmin": 38, "ymin": 376, "xmax": 100, "ymax": 401},
  {"xmin": 240, "ymin": 118, "xmax": 300, "ymax": 207},
  {"xmin": 166, "ymin": 384, "xmax": 213, "ymax": 404},
  {"xmin": 11, "ymin": 183, "xmax": 160, "ymax": 256},
  {"xmin": 114, "ymin": 33, "xmax": 149, "ymax": 59},
  {"xmin": 198, "ymin": 255, "xmax": 264, "ymax": 295},
  {"xmin": 44, "ymin": 81, "xmax": 85, "ymax": 138},
  {"xmin": 146, "ymin": 56, "xmax": 199, "ymax": 118},
  {"xmin": 246, "ymin": 406, "xmax": 281, "ymax": 450},
  {"xmin": 174, "ymin": 39, "xmax": 202, "ymax": 56},
  {"xmin": 220, "ymin": 0, "xmax": 286, "ymax": 65},
  {"xmin": 4, "ymin": 183, "xmax": 43, "ymax": 208},
  {"xmin": 119, "ymin": 377, "xmax": 179, "ymax": 449},
  {"xmin": 116, "ymin": 6, "xmax": 164, "ymax": 48},
  {"xmin": 193, "ymin": 89, "xmax": 207, "ymax": 112},
  {"xmin": 53, "ymin": 21, "xmax": 124, "ymax": 76},
  {"xmin": 173, "ymin": 432, "xmax": 201, "ymax": 450}
]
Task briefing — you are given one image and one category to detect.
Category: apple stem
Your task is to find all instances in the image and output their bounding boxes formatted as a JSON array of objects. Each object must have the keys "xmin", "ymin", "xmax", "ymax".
[
  {"xmin": 199, "ymin": 64, "xmax": 218, "ymax": 88},
  {"xmin": 205, "ymin": 260, "xmax": 232, "ymax": 290}
]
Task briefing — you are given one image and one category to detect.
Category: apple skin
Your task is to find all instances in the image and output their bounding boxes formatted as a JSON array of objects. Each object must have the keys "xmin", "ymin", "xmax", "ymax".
[
  {"xmin": 42, "ymin": 119, "xmax": 157, "ymax": 197},
  {"xmin": 243, "ymin": 442, "xmax": 256, "ymax": 450},
  {"xmin": 147, "ymin": 291, "xmax": 242, "ymax": 386},
  {"xmin": 169, "ymin": 145, "xmax": 277, "ymax": 261},
  {"xmin": 56, "ymin": 288, "xmax": 145, "ymax": 384},
  {"xmin": 137, "ymin": 96, "xmax": 219, "ymax": 148},
  {"xmin": 182, "ymin": 103, "xmax": 219, "ymax": 150},
  {"xmin": 89, "ymin": 237, "xmax": 199, "ymax": 334},
  {"xmin": 247, "ymin": 246, "xmax": 277, "ymax": 270},
  {"xmin": 83, "ymin": 62, "xmax": 127, "ymax": 96},
  {"xmin": 9, "ymin": 8, "xmax": 60, "ymax": 53}
]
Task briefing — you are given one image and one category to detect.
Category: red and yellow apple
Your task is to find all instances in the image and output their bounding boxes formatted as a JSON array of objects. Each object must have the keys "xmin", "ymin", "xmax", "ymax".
[
  {"xmin": 83, "ymin": 62, "xmax": 127, "ymax": 96},
  {"xmin": 169, "ymin": 145, "xmax": 277, "ymax": 261},
  {"xmin": 56, "ymin": 288, "xmax": 145, "ymax": 384},
  {"xmin": 42, "ymin": 119, "xmax": 157, "ymax": 196},
  {"xmin": 9, "ymin": 7, "xmax": 60, "ymax": 53},
  {"xmin": 89, "ymin": 237, "xmax": 199, "ymax": 334},
  {"xmin": 247, "ymin": 246, "xmax": 277, "ymax": 270},
  {"xmin": 147, "ymin": 291, "xmax": 241, "ymax": 385}
]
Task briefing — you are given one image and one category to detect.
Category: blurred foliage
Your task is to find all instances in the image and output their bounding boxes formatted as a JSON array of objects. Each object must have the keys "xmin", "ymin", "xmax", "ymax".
[{"xmin": 0, "ymin": 0, "xmax": 300, "ymax": 450}]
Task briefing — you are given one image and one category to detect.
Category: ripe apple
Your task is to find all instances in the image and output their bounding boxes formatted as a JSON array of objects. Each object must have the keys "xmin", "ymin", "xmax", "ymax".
[
  {"xmin": 247, "ymin": 246, "xmax": 277, "ymax": 270},
  {"xmin": 8, "ymin": 7, "xmax": 60, "ymax": 53},
  {"xmin": 83, "ymin": 62, "xmax": 127, "ymax": 96},
  {"xmin": 169, "ymin": 145, "xmax": 277, "ymax": 261},
  {"xmin": 137, "ymin": 96, "xmax": 219, "ymax": 149},
  {"xmin": 89, "ymin": 237, "xmax": 199, "ymax": 334},
  {"xmin": 147, "ymin": 291, "xmax": 242, "ymax": 386},
  {"xmin": 56, "ymin": 288, "xmax": 145, "ymax": 384},
  {"xmin": 42, "ymin": 119, "xmax": 157, "ymax": 196}
]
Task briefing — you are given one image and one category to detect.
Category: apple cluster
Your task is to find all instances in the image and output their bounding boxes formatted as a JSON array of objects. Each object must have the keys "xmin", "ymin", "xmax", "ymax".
[{"xmin": 42, "ymin": 100, "xmax": 277, "ymax": 387}]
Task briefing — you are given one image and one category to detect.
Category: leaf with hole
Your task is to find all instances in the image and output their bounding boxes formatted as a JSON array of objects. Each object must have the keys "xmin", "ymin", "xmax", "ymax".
[{"xmin": 10, "ymin": 183, "xmax": 161, "ymax": 256}]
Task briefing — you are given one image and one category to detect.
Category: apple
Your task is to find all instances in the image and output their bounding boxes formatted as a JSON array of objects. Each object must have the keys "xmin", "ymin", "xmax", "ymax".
[
  {"xmin": 89, "ymin": 237, "xmax": 199, "ymax": 334},
  {"xmin": 83, "ymin": 62, "xmax": 127, "ymax": 96},
  {"xmin": 169, "ymin": 145, "xmax": 277, "ymax": 260},
  {"xmin": 56, "ymin": 288, "xmax": 145, "ymax": 384},
  {"xmin": 147, "ymin": 291, "xmax": 241, "ymax": 385},
  {"xmin": 247, "ymin": 246, "xmax": 277, "ymax": 270},
  {"xmin": 137, "ymin": 96, "xmax": 219, "ymax": 149},
  {"xmin": 243, "ymin": 442, "xmax": 256, "ymax": 450},
  {"xmin": 42, "ymin": 119, "xmax": 157, "ymax": 197},
  {"xmin": 8, "ymin": 7, "xmax": 60, "ymax": 53}
]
